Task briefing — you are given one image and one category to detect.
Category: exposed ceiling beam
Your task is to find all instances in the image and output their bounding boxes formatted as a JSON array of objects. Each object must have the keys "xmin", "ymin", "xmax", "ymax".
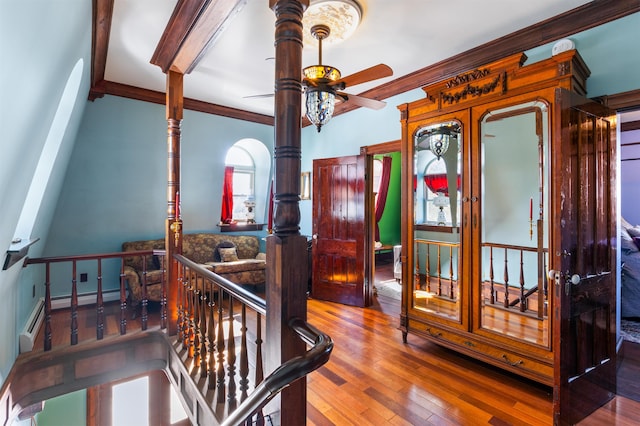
[
  {"xmin": 94, "ymin": 80, "xmax": 274, "ymax": 126},
  {"xmin": 89, "ymin": 0, "xmax": 114, "ymax": 99},
  {"xmin": 150, "ymin": 0, "xmax": 248, "ymax": 74}
]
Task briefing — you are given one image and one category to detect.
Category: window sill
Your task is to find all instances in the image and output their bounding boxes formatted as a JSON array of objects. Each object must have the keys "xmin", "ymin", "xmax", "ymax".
[
  {"xmin": 217, "ymin": 223, "xmax": 265, "ymax": 233},
  {"xmin": 415, "ymin": 224, "xmax": 459, "ymax": 233}
]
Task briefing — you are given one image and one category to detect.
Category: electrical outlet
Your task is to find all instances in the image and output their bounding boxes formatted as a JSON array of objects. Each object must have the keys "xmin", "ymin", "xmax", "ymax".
[{"xmin": 80, "ymin": 273, "xmax": 88, "ymax": 282}]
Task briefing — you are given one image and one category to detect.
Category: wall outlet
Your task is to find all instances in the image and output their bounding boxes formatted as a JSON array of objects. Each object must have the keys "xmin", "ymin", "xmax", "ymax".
[{"xmin": 80, "ymin": 273, "xmax": 88, "ymax": 282}]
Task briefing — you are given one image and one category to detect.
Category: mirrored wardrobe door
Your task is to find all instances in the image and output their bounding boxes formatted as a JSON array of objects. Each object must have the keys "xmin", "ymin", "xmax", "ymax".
[
  {"xmin": 478, "ymin": 100, "xmax": 551, "ymax": 348},
  {"xmin": 412, "ymin": 120, "xmax": 463, "ymax": 322}
]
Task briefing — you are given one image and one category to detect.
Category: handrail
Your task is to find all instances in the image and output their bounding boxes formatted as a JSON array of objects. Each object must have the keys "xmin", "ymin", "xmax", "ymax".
[
  {"xmin": 24, "ymin": 249, "xmax": 162, "ymax": 265},
  {"xmin": 221, "ymin": 317, "xmax": 333, "ymax": 426},
  {"xmin": 174, "ymin": 254, "xmax": 266, "ymax": 314}
]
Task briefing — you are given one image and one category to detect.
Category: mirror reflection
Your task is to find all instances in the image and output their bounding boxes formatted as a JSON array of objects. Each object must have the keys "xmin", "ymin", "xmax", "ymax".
[
  {"xmin": 412, "ymin": 121, "xmax": 462, "ymax": 321},
  {"xmin": 479, "ymin": 101, "xmax": 550, "ymax": 347}
]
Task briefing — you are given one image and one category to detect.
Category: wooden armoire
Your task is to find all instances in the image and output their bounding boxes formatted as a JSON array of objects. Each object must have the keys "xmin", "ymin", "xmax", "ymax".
[{"xmin": 397, "ymin": 50, "xmax": 617, "ymax": 424}]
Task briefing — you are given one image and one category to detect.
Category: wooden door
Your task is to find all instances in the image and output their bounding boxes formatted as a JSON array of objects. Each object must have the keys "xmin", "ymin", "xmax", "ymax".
[
  {"xmin": 552, "ymin": 88, "xmax": 617, "ymax": 425},
  {"xmin": 311, "ymin": 155, "xmax": 368, "ymax": 307}
]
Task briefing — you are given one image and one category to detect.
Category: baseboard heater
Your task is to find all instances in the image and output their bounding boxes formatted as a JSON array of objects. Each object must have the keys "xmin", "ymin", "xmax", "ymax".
[{"xmin": 19, "ymin": 297, "xmax": 45, "ymax": 353}]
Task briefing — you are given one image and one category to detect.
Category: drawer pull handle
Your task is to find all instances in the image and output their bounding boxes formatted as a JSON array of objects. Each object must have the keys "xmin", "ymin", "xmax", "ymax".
[
  {"xmin": 464, "ymin": 341, "xmax": 475, "ymax": 347},
  {"xmin": 502, "ymin": 354, "xmax": 523, "ymax": 366},
  {"xmin": 426, "ymin": 328, "xmax": 442, "ymax": 338}
]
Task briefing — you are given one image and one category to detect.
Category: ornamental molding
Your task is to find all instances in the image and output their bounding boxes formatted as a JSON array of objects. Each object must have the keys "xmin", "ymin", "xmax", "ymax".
[
  {"xmin": 445, "ymin": 69, "xmax": 491, "ymax": 88},
  {"xmin": 441, "ymin": 74, "xmax": 503, "ymax": 105}
]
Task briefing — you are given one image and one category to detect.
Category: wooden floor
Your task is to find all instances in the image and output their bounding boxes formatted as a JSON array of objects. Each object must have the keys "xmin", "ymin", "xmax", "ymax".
[{"xmin": 34, "ymin": 265, "xmax": 640, "ymax": 425}]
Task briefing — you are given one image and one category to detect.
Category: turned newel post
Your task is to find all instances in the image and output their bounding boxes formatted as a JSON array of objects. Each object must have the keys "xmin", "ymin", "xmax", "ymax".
[
  {"xmin": 165, "ymin": 70, "xmax": 183, "ymax": 335},
  {"xmin": 267, "ymin": 1, "xmax": 309, "ymax": 424}
]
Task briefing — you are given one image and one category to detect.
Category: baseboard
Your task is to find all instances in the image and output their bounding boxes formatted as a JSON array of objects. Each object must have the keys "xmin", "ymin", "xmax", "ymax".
[{"xmin": 51, "ymin": 290, "xmax": 122, "ymax": 311}]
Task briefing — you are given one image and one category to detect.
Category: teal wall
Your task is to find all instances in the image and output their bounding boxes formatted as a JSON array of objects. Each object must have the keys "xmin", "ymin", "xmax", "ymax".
[
  {"xmin": 36, "ymin": 390, "xmax": 86, "ymax": 426},
  {"xmin": 0, "ymin": 0, "xmax": 91, "ymax": 384},
  {"xmin": 43, "ymin": 96, "xmax": 274, "ymax": 297}
]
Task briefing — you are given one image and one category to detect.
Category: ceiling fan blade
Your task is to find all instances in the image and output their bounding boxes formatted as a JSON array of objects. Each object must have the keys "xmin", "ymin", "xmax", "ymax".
[
  {"xmin": 332, "ymin": 64, "xmax": 393, "ymax": 88},
  {"xmin": 243, "ymin": 93, "xmax": 274, "ymax": 99},
  {"xmin": 336, "ymin": 92, "xmax": 386, "ymax": 110}
]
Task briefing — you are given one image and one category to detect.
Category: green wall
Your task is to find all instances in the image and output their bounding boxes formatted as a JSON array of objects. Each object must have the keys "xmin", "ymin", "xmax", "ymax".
[{"xmin": 376, "ymin": 152, "xmax": 401, "ymax": 246}]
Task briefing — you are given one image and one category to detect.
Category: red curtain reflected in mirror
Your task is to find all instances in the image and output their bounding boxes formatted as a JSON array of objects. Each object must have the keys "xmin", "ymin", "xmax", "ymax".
[{"xmin": 423, "ymin": 173, "xmax": 460, "ymax": 196}]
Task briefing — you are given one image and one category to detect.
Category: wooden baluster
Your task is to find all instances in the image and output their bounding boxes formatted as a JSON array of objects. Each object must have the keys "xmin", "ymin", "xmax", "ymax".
[
  {"xmin": 216, "ymin": 289, "xmax": 226, "ymax": 404},
  {"xmin": 489, "ymin": 246, "xmax": 495, "ymax": 304},
  {"xmin": 227, "ymin": 297, "xmax": 237, "ymax": 410},
  {"xmin": 71, "ymin": 260, "xmax": 78, "ymax": 345},
  {"xmin": 199, "ymin": 276, "xmax": 208, "ymax": 378},
  {"xmin": 503, "ymin": 248, "xmax": 509, "ymax": 308},
  {"xmin": 119, "ymin": 259, "xmax": 127, "ymax": 335},
  {"xmin": 239, "ymin": 305, "xmax": 249, "ymax": 402},
  {"xmin": 208, "ymin": 281, "xmax": 216, "ymax": 389},
  {"xmin": 254, "ymin": 312, "xmax": 264, "ymax": 426},
  {"xmin": 177, "ymin": 261, "xmax": 183, "ymax": 340},
  {"xmin": 182, "ymin": 271, "xmax": 190, "ymax": 352},
  {"xmin": 449, "ymin": 245, "xmax": 454, "ymax": 300},
  {"xmin": 181, "ymin": 266, "xmax": 189, "ymax": 350},
  {"xmin": 425, "ymin": 242, "xmax": 431, "ymax": 293},
  {"xmin": 44, "ymin": 263, "xmax": 52, "ymax": 351},
  {"xmin": 187, "ymin": 271, "xmax": 195, "ymax": 358},
  {"xmin": 437, "ymin": 245, "xmax": 442, "ymax": 296},
  {"xmin": 96, "ymin": 258, "xmax": 104, "ymax": 340},
  {"xmin": 519, "ymin": 250, "xmax": 526, "ymax": 312},
  {"xmin": 141, "ymin": 255, "xmax": 148, "ymax": 330},
  {"xmin": 160, "ymin": 254, "xmax": 167, "ymax": 329},
  {"xmin": 414, "ymin": 241, "xmax": 421, "ymax": 290},
  {"xmin": 193, "ymin": 276, "xmax": 201, "ymax": 368}
]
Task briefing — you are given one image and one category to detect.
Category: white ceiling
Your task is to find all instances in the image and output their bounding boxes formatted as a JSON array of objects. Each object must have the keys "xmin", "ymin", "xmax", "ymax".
[{"xmin": 106, "ymin": 0, "xmax": 594, "ymax": 118}]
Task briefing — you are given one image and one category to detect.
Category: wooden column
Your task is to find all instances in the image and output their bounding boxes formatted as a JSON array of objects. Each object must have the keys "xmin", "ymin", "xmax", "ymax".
[
  {"xmin": 267, "ymin": 1, "xmax": 309, "ymax": 424},
  {"xmin": 165, "ymin": 70, "xmax": 183, "ymax": 336}
]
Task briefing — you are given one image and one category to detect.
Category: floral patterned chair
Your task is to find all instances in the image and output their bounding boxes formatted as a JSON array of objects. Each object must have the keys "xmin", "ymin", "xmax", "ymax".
[{"xmin": 122, "ymin": 233, "xmax": 265, "ymax": 314}]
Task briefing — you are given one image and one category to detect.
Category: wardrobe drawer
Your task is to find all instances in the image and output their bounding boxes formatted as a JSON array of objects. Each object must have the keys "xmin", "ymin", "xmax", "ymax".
[{"xmin": 407, "ymin": 319, "xmax": 553, "ymax": 385}]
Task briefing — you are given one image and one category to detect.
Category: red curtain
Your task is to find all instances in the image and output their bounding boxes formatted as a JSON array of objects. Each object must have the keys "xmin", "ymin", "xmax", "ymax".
[
  {"xmin": 423, "ymin": 173, "xmax": 460, "ymax": 196},
  {"xmin": 220, "ymin": 166, "xmax": 234, "ymax": 224},
  {"xmin": 375, "ymin": 156, "xmax": 392, "ymax": 241}
]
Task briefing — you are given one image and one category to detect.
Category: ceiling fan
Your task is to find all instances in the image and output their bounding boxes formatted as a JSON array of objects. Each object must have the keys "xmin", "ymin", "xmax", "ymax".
[
  {"xmin": 302, "ymin": 24, "xmax": 393, "ymax": 131},
  {"xmin": 248, "ymin": 24, "xmax": 393, "ymax": 132}
]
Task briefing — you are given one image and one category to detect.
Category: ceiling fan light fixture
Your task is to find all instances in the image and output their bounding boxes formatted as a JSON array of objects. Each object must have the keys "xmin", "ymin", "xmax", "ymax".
[
  {"xmin": 305, "ymin": 89, "xmax": 336, "ymax": 132},
  {"xmin": 303, "ymin": 65, "xmax": 341, "ymax": 82},
  {"xmin": 303, "ymin": 0, "xmax": 362, "ymax": 46}
]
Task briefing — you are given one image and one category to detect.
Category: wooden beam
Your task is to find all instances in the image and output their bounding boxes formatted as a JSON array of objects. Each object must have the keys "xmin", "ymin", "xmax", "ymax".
[
  {"xmin": 89, "ymin": 0, "xmax": 114, "ymax": 99},
  {"xmin": 90, "ymin": 80, "xmax": 274, "ymax": 125},
  {"xmin": 150, "ymin": 0, "xmax": 248, "ymax": 74}
]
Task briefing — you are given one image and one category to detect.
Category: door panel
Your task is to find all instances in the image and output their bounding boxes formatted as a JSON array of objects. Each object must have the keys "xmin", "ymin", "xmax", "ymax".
[
  {"xmin": 553, "ymin": 88, "xmax": 616, "ymax": 425},
  {"xmin": 312, "ymin": 155, "xmax": 368, "ymax": 307}
]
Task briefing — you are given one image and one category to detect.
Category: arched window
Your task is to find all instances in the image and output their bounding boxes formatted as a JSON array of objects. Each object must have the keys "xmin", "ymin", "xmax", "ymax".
[
  {"xmin": 225, "ymin": 145, "xmax": 255, "ymax": 221},
  {"xmin": 220, "ymin": 139, "xmax": 271, "ymax": 226}
]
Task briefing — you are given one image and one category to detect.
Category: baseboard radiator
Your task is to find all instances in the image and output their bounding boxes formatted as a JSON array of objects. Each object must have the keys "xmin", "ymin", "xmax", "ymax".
[{"xmin": 19, "ymin": 297, "xmax": 45, "ymax": 353}]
